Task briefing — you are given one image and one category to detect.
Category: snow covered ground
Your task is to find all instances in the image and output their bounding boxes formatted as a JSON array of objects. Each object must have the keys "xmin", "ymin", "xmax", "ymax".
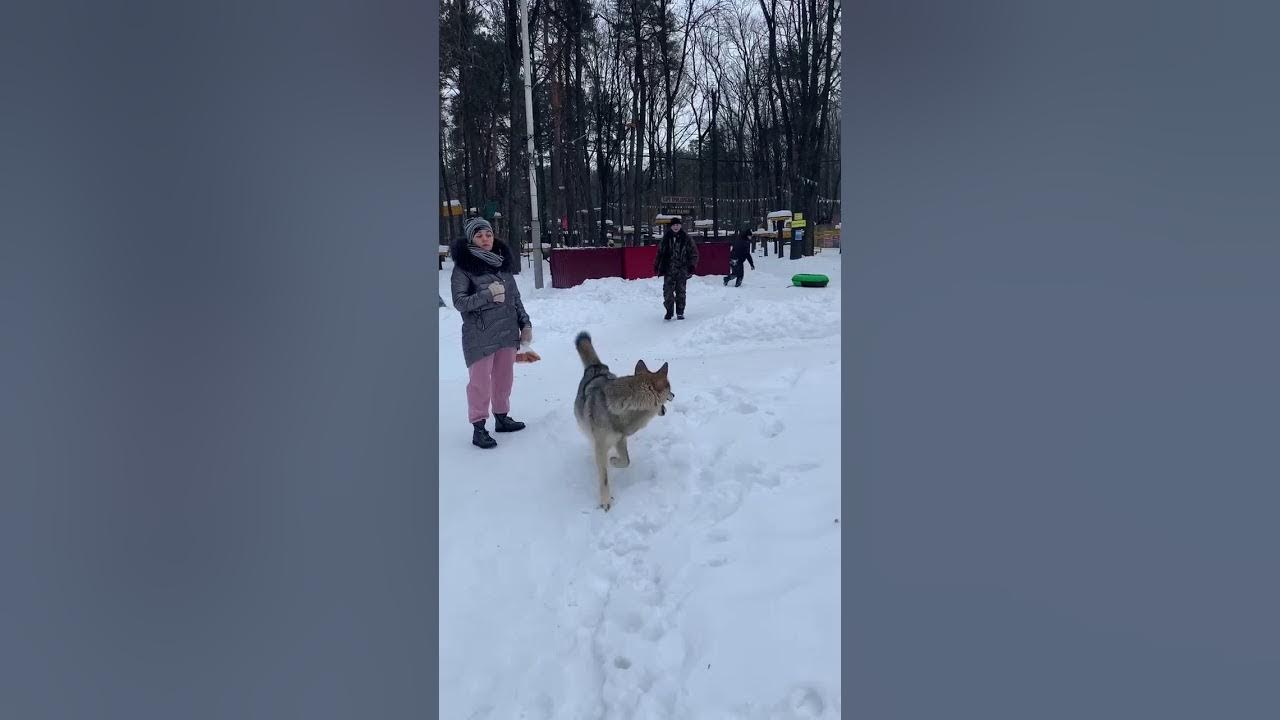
[{"xmin": 438, "ymin": 247, "xmax": 842, "ymax": 719}]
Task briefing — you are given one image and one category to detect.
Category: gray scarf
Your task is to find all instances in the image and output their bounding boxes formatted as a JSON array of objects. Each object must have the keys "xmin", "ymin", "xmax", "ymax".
[{"xmin": 468, "ymin": 243, "xmax": 504, "ymax": 268}]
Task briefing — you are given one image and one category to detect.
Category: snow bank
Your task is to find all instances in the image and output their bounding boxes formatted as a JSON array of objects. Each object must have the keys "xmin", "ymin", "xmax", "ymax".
[{"xmin": 439, "ymin": 249, "xmax": 842, "ymax": 719}]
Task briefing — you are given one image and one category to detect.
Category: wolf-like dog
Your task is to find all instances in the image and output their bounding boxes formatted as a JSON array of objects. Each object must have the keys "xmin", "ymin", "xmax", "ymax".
[{"xmin": 573, "ymin": 332, "xmax": 675, "ymax": 511}]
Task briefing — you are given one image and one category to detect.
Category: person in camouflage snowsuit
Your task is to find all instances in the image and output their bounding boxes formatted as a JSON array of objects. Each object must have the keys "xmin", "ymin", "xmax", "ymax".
[{"xmin": 654, "ymin": 218, "xmax": 699, "ymax": 320}]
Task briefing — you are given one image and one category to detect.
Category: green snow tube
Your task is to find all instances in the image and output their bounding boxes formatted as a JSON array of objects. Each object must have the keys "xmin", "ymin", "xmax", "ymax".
[{"xmin": 791, "ymin": 273, "xmax": 830, "ymax": 288}]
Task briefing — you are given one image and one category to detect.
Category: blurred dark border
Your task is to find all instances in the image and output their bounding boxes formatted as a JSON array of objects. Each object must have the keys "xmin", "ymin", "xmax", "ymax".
[
  {"xmin": 2, "ymin": 0, "xmax": 440, "ymax": 716},
  {"xmin": 842, "ymin": 1, "xmax": 1280, "ymax": 717}
]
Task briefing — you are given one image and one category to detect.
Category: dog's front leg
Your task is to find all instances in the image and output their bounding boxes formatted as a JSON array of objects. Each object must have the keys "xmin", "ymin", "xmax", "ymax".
[{"xmin": 594, "ymin": 441, "xmax": 613, "ymax": 511}]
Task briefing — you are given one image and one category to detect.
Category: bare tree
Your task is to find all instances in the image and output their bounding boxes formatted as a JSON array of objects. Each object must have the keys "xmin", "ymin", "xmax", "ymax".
[{"xmin": 441, "ymin": 0, "xmax": 839, "ymax": 256}]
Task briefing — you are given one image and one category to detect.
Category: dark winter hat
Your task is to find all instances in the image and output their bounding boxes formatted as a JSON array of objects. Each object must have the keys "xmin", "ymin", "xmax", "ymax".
[
  {"xmin": 670, "ymin": 217, "xmax": 683, "ymax": 226},
  {"xmin": 465, "ymin": 216, "xmax": 493, "ymax": 241}
]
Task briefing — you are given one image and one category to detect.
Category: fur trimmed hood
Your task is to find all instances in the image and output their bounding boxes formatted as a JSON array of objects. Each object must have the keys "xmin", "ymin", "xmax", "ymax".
[{"xmin": 450, "ymin": 236, "xmax": 517, "ymax": 274}]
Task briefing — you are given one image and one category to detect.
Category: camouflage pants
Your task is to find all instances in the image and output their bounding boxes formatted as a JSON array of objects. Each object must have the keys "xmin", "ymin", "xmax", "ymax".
[{"xmin": 662, "ymin": 274, "xmax": 688, "ymax": 315}]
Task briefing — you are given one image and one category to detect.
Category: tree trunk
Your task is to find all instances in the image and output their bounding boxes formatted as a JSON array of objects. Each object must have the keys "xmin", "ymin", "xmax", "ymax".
[
  {"xmin": 631, "ymin": 0, "xmax": 645, "ymax": 247},
  {"xmin": 711, "ymin": 90, "xmax": 719, "ymax": 241},
  {"xmin": 504, "ymin": 0, "xmax": 523, "ymax": 270},
  {"xmin": 440, "ymin": 128, "xmax": 456, "ymax": 243}
]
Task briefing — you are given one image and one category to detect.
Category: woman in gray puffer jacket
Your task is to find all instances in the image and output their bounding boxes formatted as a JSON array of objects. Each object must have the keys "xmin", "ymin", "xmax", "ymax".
[{"xmin": 450, "ymin": 217, "xmax": 533, "ymax": 449}]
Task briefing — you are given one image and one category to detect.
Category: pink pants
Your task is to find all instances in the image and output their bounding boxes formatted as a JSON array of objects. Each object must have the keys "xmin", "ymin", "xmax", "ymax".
[{"xmin": 467, "ymin": 347, "xmax": 516, "ymax": 423}]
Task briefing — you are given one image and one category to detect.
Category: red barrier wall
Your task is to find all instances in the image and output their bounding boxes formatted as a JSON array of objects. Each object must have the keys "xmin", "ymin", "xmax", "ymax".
[
  {"xmin": 621, "ymin": 245, "xmax": 659, "ymax": 280},
  {"xmin": 548, "ymin": 248, "xmax": 623, "ymax": 289},
  {"xmin": 549, "ymin": 243, "xmax": 731, "ymax": 288},
  {"xmin": 692, "ymin": 242, "xmax": 730, "ymax": 277}
]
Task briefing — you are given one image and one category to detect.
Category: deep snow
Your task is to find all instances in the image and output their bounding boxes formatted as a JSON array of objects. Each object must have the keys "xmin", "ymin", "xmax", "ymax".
[{"xmin": 439, "ymin": 247, "xmax": 842, "ymax": 719}]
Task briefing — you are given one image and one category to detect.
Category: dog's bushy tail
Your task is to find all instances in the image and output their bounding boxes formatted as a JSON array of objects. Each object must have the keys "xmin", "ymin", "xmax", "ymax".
[{"xmin": 575, "ymin": 331, "xmax": 602, "ymax": 367}]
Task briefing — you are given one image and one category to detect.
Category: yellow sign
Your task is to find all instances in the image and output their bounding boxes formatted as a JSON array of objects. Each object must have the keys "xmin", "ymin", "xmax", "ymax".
[
  {"xmin": 793, "ymin": 212, "xmax": 804, "ymax": 222},
  {"xmin": 792, "ymin": 218, "xmax": 807, "ymax": 228}
]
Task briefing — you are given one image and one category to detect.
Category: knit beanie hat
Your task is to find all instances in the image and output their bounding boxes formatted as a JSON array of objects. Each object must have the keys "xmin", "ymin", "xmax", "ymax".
[{"xmin": 465, "ymin": 216, "xmax": 493, "ymax": 242}]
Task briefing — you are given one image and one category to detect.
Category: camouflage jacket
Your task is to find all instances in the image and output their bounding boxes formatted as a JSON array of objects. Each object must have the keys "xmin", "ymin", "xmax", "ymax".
[{"xmin": 654, "ymin": 230, "xmax": 699, "ymax": 278}]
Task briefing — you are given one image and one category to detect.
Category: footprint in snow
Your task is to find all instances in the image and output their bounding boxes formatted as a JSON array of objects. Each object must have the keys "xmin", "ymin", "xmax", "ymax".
[
  {"xmin": 761, "ymin": 418, "xmax": 786, "ymax": 438},
  {"xmin": 628, "ymin": 516, "xmax": 661, "ymax": 537},
  {"xmin": 621, "ymin": 612, "xmax": 644, "ymax": 633},
  {"xmin": 783, "ymin": 461, "xmax": 822, "ymax": 473},
  {"xmin": 779, "ymin": 685, "xmax": 828, "ymax": 719}
]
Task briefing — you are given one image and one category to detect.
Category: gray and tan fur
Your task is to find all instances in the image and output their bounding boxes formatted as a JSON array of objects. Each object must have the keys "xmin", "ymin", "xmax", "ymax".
[{"xmin": 573, "ymin": 332, "xmax": 675, "ymax": 511}]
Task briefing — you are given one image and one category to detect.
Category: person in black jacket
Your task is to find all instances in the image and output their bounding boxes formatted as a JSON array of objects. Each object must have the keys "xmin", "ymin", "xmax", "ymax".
[
  {"xmin": 654, "ymin": 218, "xmax": 699, "ymax": 320},
  {"xmin": 723, "ymin": 229, "xmax": 756, "ymax": 287}
]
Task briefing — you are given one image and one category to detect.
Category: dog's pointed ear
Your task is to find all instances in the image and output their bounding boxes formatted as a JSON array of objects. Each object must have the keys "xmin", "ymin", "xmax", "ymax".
[
  {"xmin": 657, "ymin": 362, "xmax": 669, "ymax": 376},
  {"xmin": 635, "ymin": 359, "xmax": 650, "ymax": 375}
]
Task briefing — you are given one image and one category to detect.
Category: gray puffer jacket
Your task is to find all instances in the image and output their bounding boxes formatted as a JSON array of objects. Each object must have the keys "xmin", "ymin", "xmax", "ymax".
[{"xmin": 450, "ymin": 237, "xmax": 531, "ymax": 367}]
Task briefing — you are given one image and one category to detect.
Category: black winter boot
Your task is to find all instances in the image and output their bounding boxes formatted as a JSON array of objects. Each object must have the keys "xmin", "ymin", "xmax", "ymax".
[
  {"xmin": 472, "ymin": 421, "xmax": 497, "ymax": 449},
  {"xmin": 493, "ymin": 413, "xmax": 525, "ymax": 433}
]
